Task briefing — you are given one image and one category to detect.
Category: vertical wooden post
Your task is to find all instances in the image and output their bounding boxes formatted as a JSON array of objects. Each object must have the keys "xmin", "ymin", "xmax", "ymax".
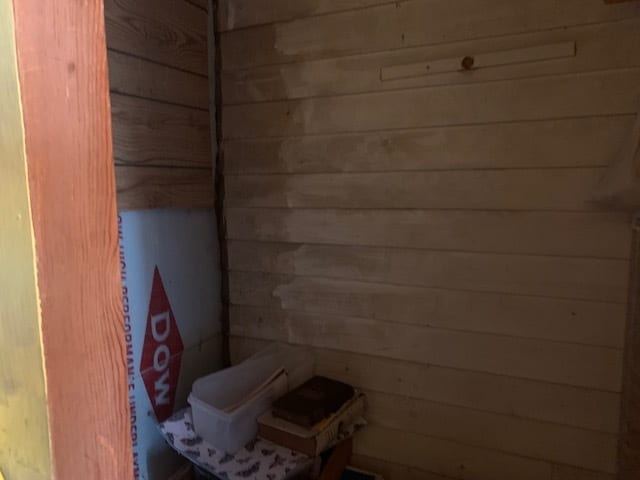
[
  {"xmin": 619, "ymin": 215, "xmax": 640, "ymax": 479},
  {"xmin": 11, "ymin": 0, "xmax": 133, "ymax": 478}
]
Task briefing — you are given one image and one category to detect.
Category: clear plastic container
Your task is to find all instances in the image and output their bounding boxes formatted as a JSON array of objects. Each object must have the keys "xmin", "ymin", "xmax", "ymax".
[{"xmin": 188, "ymin": 343, "xmax": 314, "ymax": 453}]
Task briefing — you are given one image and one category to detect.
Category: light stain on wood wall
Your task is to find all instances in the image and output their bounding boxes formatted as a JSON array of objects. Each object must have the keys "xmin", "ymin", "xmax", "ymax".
[
  {"xmin": 220, "ymin": 0, "xmax": 640, "ymax": 478},
  {"xmin": 105, "ymin": 0, "xmax": 213, "ymax": 209}
]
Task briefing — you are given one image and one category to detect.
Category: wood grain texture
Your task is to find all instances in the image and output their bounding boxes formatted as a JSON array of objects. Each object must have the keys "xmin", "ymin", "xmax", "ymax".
[
  {"xmin": 350, "ymin": 455, "xmax": 457, "ymax": 480},
  {"xmin": 116, "ymin": 166, "xmax": 213, "ymax": 210},
  {"xmin": 222, "ymin": 18, "xmax": 640, "ymax": 103},
  {"xmin": 105, "ymin": 0, "xmax": 208, "ymax": 75},
  {"xmin": 187, "ymin": 0, "xmax": 208, "ymax": 11},
  {"xmin": 364, "ymin": 391, "xmax": 617, "ymax": 473},
  {"xmin": 355, "ymin": 425, "xmax": 615, "ymax": 480},
  {"xmin": 12, "ymin": 0, "xmax": 133, "ymax": 477},
  {"xmin": 223, "ymin": 69, "xmax": 640, "ymax": 139},
  {"xmin": 228, "ymin": 271, "xmax": 626, "ymax": 347},
  {"xmin": 220, "ymin": 0, "xmax": 640, "ymax": 69},
  {"xmin": 223, "ymin": 116, "xmax": 633, "ymax": 174},
  {"xmin": 225, "ymin": 168, "xmax": 612, "ymax": 211},
  {"xmin": 108, "ymin": 49, "xmax": 209, "ymax": 109},
  {"xmin": 230, "ymin": 305, "xmax": 623, "ymax": 391},
  {"xmin": 220, "ymin": 1, "xmax": 636, "ymax": 476},
  {"xmin": 111, "ymin": 93, "xmax": 211, "ymax": 168},
  {"xmin": 218, "ymin": 0, "xmax": 394, "ymax": 31},
  {"xmin": 231, "ymin": 337, "xmax": 621, "ymax": 434},
  {"xmin": 227, "ymin": 241, "xmax": 628, "ymax": 302},
  {"xmin": 591, "ymin": 104, "xmax": 640, "ymax": 210},
  {"xmin": 358, "ymin": 425, "xmax": 552, "ymax": 480},
  {"xmin": 226, "ymin": 208, "xmax": 631, "ymax": 258},
  {"xmin": 379, "ymin": 41, "xmax": 577, "ymax": 81}
]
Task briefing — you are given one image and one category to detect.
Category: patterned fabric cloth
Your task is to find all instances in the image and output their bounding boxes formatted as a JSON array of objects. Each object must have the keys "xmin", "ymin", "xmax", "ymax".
[{"xmin": 159, "ymin": 409, "xmax": 312, "ymax": 480}]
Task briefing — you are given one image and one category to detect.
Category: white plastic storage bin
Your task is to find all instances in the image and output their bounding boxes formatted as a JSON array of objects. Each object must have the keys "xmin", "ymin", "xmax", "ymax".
[{"xmin": 188, "ymin": 343, "xmax": 314, "ymax": 453}]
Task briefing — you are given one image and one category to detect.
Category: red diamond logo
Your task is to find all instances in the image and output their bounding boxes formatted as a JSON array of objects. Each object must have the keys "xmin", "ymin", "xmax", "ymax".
[{"xmin": 140, "ymin": 267, "xmax": 184, "ymax": 422}]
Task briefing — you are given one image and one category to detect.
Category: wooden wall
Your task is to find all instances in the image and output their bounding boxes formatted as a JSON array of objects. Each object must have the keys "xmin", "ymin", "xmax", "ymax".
[
  {"xmin": 105, "ymin": 0, "xmax": 213, "ymax": 210},
  {"xmin": 219, "ymin": 1, "xmax": 640, "ymax": 479}
]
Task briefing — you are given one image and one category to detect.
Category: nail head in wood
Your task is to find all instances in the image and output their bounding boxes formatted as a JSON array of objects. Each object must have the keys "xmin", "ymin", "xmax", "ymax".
[{"xmin": 461, "ymin": 56, "xmax": 475, "ymax": 70}]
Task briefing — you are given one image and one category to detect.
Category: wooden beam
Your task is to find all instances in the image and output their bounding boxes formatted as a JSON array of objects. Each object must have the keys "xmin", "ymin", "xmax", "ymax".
[{"xmin": 11, "ymin": 0, "xmax": 133, "ymax": 478}]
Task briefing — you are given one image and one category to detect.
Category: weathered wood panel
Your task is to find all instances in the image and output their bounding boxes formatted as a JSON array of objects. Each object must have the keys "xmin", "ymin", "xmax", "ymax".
[
  {"xmin": 225, "ymin": 168, "xmax": 612, "ymax": 211},
  {"xmin": 105, "ymin": 0, "xmax": 212, "ymax": 210},
  {"xmin": 231, "ymin": 337, "xmax": 621, "ymax": 434},
  {"xmin": 352, "ymin": 455, "xmax": 451, "ymax": 480},
  {"xmin": 116, "ymin": 166, "xmax": 213, "ymax": 210},
  {"xmin": 188, "ymin": 0, "xmax": 208, "ymax": 11},
  {"xmin": 227, "ymin": 241, "xmax": 628, "ymax": 302},
  {"xmin": 105, "ymin": 0, "xmax": 208, "ymax": 75},
  {"xmin": 218, "ymin": 0, "xmax": 394, "ymax": 31},
  {"xmin": 223, "ymin": 69, "xmax": 640, "ymax": 139},
  {"xmin": 108, "ymin": 50, "xmax": 209, "ymax": 109},
  {"xmin": 221, "ymin": 0, "xmax": 640, "ymax": 69},
  {"xmin": 226, "ymin": 208, "xmax": 631, "ymax": 258},
  {"xmin": 220, "ymin": 1, "xmax": 635, "ymax": 476},
  {"xmin": 230, "ymin": 306, "xmax": 622, "ymax": 391},
  {"xmin": 111, "ymin": 94, "xmax": 211, "ymax": 168},
  {"xmin": 223, "ymin": 116, "xmax": 633, "ymax": 174},
  {"xmin": 365, "ymin": 391, "xmax": 617, "ymax": 473},
  {"xmin": 356, "ymin": 425, "xmax": 616, "ymax": 480},
  {"xmin": 228, "ymin": 271, "xmax": 625, "ymax": 347},
  {"xmin": 222, "ymin": 18, "xmax": 640, "ymax": 103}
]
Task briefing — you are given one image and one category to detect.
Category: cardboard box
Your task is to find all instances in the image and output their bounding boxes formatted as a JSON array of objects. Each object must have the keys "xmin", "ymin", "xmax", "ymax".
[{"xmin": 118, "ymin": 209, "xmax": 222, "ymax": 479}]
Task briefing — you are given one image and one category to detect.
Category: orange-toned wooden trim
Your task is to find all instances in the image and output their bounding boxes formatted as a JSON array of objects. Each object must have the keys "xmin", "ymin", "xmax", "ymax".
[{"xmin": 12, "ymin": 0, "xmax": 133, "ymax": 478}]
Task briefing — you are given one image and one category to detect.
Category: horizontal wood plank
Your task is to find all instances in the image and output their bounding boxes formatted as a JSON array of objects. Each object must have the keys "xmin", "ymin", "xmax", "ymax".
[
  {"xmin": 220, "ymin": 0, "xmax": 640, "ymax": 69},
  {"xmin": 354, "ymin": 425, "xmax": 615, "ymax": 480},
  {"xmin": 231, "ymin": 337, "xmax": 621, "ymax": 433},
  {"xmin": 551, "ymin": 465, "xmax": 615, "ymax": 480},
  {"xmin": 218, "ymin": 0, "xmax": 393, "ymax": 31},
  {"xmin": 230, "ymin": 306, "xmax": 623, "ymax": 390},
  {"xmin": 105, "ymin": 0, "xmax": 208, "ymax": 75},
  {"xmin": 365, "ymin": 391, "xmax": 617, "ymax": 472},
  {"xmin": 226, "ymin": 169, "xmax": 616, "ymax": 211},
  {"xmin": 187, "ymin": 0, "xmax": 208, "ymax": 11},
  {"xmin": 227, "ymin": 241, "xmax": 628, "ymax": 302},
  {"xmin": 226, "ymin": 208, "xmax": 631, "ymax": 258},
  {"xmin": 228, "ymin": 272, "xmax": 626, "ymax": 347},
  {"xmin": 222, "ymin": 18, "xmax": 640, "ymax": 102},
  {"xmin": 115, "ymin": 166, "xmax": 213, "ymax": 210},
  {"xmin": 111, "ymin": 94, "xmax": 211, "ymax": 168},
  {"xmin": 223, "ymin": 116, "xmax": 633, "ymax": 173},
  {"xmin": 108, "ymin": 50, "xmax": 209, "ymax": 109},
  {"xmin": 379, "ymin": 41, "xmax": 577, "ymax": 82},
  {"xmin": 350, "ymin": 455, "xmax": 457, "ymax": 480},
  {"xmin": 223, "ymin": 69, "xmax": 640, "ymax": 138},
  {"xmin": 356, "ymin": 425, "xmax": 551, "ymax": 480}
]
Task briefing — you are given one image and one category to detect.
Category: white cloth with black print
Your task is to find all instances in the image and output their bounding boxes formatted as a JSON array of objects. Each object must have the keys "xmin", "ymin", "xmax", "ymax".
[{"xmin": 159, "ymin": 409, "xmax": 312, "ymax": 480}]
